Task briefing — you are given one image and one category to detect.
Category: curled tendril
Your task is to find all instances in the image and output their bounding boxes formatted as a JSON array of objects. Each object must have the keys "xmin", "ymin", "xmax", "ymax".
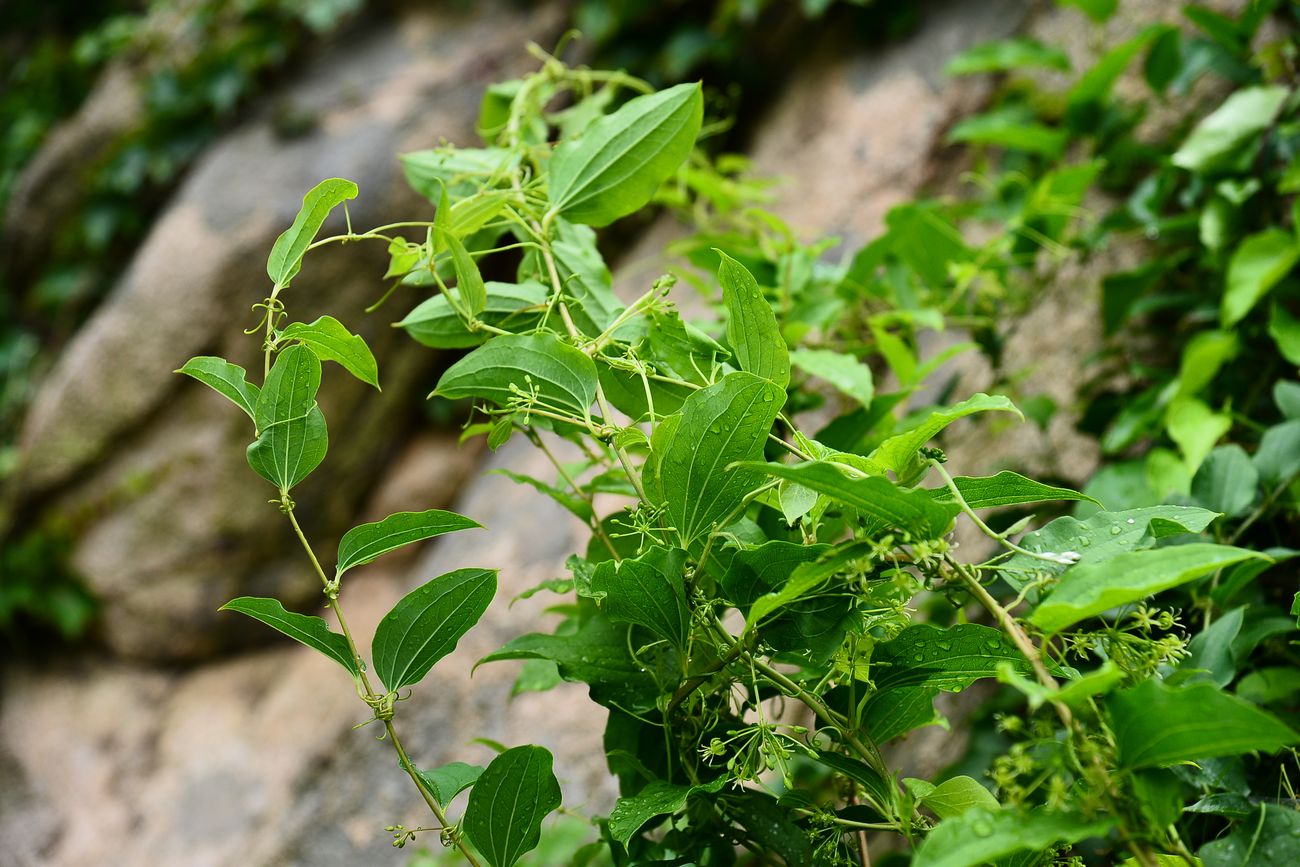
[{"xmin": 245, "ymin": 295, "xmax": 287, "ymax": 337}]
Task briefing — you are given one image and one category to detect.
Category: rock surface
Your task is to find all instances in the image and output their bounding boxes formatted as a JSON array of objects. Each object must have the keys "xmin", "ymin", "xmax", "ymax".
[{"xmin": 11, "ymin": 0, "xmax": 564, "ymax": 661}]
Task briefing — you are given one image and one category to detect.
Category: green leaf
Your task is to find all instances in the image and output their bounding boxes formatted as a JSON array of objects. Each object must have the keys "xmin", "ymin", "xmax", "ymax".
[
  {"xmin": 1276, "ymin": 381, "xmax": 1300, "ymax": 420},
  {"xmin": 742, "ymin": 542, "xmax": 869, "ymax": 633},
  {"xmin": 279, "ymin": 315, "xmax": 380, "ymax": 389},
  {"xmin": 398, "ymin": 281, "xmax": 547, "ymax": 349},
  {"xmin": 1065, "ymin": 28, "xmax": 1156, "ymax": 130},
  {"xmin": 1056, "ymin": 0, "xmax": 1116, "ymax": 22},
  {"xmin": 1030, "ymin": 544, "xmax": 1268, "ymax": 634},
  {"xmin": 493, "ymin": 469, "xmax": 593, "ymax": 524},
  {"xmin": 719, "ymin": 540, "xmax": 832, "ymax": 609},
  {"xmin": 608, "ymin": 777, "xmax": 726, "ymax": 844},
  {"xmin": 1108, "ymin": 679, "xmax": 1299, "ymax": 768},
  {"xmin": 1173, "ymin": 86, "xmax": 1289, "ymax": 172},
  {"xmin": 544, "ymin": 218, "xmax": 621, "ymax": 335},
  {"xmin": 997, "ymin": 659, "xmax": 1125, "ymax": 711},
  {"xmin": 948, "ymin": 109, "xmax": 1068, "ymax": 158},
  {"xmin": 372, "ymin": 568, "xmax": 496, "ymax": 691},
  {"xmin": 1199, "ymin": 804, "xmax": 1300, "ymax": 867},
  {"xmin": 736, "ymin": 461, "xmax": 958, "ymax": 538},
  {"xmin": 717, "ymin": 250, "xmax": 790, "ymax": 388},
  {"xmin": 644, "ymin": 371, "xmax": 786, "ymax": 548},
  {"xmin": 416, "ymin": 761, "xmax": 484, "ymax": 805},
  {"xmin": 812, "ymin": 752, "xmax": 893, "ymax": 809},
  {"xmin": 945, "ymin": 38, "xmax": 1071, "ymax": 75},
  {"xmin": 1192, "ymin": 445, "xmax": 1259, "ymax": 518},
  {"xmin": 445, "ymin": 231, "xmax": 487, "ymax": 318},
  {"xmin": 936, "ymin": 471, "xmax": 1099, "ymax": 509},
  {"xmin": 912, "ymin": 808, "xmax": 1113, "ymax": 867},
  {"xmin": 548, "ymin": 82, "xmax": 702, "ymax": 227},
  {"xmin": 1180, "ymin": 605, "xmax": 1245, "ymax": 687},
  {"xmin": 219, "ymin": 597, "xmax": 356, "ymax": 675},
  {"xmin": 336, "ymin": 509, "xmax": 480, "ymax": 578},
  {"xmin": 433, "ymin": 333, "xmax": 599, "ymax": 419},
  {"xmin": 905, "ymin": 775, "xmax": 1000, "ymax": 819},
  {"xmin": 246, "ymin": 345, "xmax": 328, "ymax": 491},
  {"xmin": 1167, "ymin": 395, "xmax": 1231, "ymax": 473},
  {"xmin": 790, "ymin": 348, "xmax": 873, "ymax": 407},
  {"xmin": 400, "ymin": 147, "xmax": 517, "ymax": 200},
  {"xmin": 862, "ymin": 686, "xmax": 944, "ymax": 742},
  {"xmin": 1269, "ymin": 303, "xmax": 1300, "ymax": 365},
  {"xmin": 871, "ymin": 623, "xmax": 1048, "ymax": 693},
  {"xmin": 463, "ymin": 745, "xmax": 562, "ymax": 867},
  {"xmin": 1237, "ymin": 667, "xmax": 1300, "ymax": 705},
  {"xmin": 1222, "ymin": 228, "xmax": 1300, "ymax": 327},
  {"xmin": 175, "ymin": 356, "xmax": 261, "ymax": 422},
  {"xmin": 870, "ymin": 393, "xmax": 1021, "ymax": 477},
  {"xmin": 591, "ymin": 546, "xmax": 690, "ymax": 649},
  {"xmin": 266, "ymin": 178, "xmax": 358, "ymax": 288},
  {"xmin": 1253, "ymin": 420, "xmax": 1300, "ymax": 486}
]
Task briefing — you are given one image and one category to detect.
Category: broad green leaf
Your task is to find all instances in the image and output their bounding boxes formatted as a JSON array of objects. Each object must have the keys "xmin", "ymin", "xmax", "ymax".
[
  {"xmin": 591, "ymin": 546, "xmax": 690, "ymax": 649},
  {"xmin": 398, "ymin": 281, "xmax": 547, "ymax": 349},
  {"xmin": 372, "ymin": 568, "xmax": 497, "ymax": 691},
  {"xmin": 416, "ymin": 761, "xmax": 484, "ymax": 805},
  {"xmin": 718, "ymin": 250, "xmax": 790, "ymax": 388},
  {"xmin": 1176, "ymin": 330, "xmax": 1238, "ymax": 397},
  {"xmin": 870, "ymin": 393, "xmax": 1021, "ymax": 477},
  {"xmin": 1030, "ymin": 544, "xmax": 1267, "ymax": 634},
  {"xmin": 1180, "ymin": 606, "xmax": 1245, "ymax": 687},
  {"xmin": 433, "ymin": 333, "xmax": 598, "ymax": 419},
  {"xmin": 997, "ymin": 659, "xmax": 1125, "ymax": 710},
  {"xmin": 1269, "ymin": 303, "xmax": 1300, "ymax": 365},
  {"xmin": 279, "ymin": 315, "xmax": 379, "ymax": 389},
  {"xmin": 871, "ymin": 623, "xmax": 1048, "ymax": 693},
  {"xmin": 246, "ymin": 345, "xmax": 328, "ymax": 491},
  {"xmin": 862, "ymin": 686, "xmax": 944, "ymax": 742},
  {"xmin": 608, "ymin": 777, "xmax": 726, "ymax": 844},
  {"xmin": 220, "ymin": 597, "xmax": 356, "ymax": 675},
  {"xmin": 1056, "ymin": 0, "xmax": 1116, "ymax": 22},
  {"xmin": 176, "ymin": 356, "xmax": 260, "ymax": 422},
  {"xmin": 735, "ymin": 461, "xmax": 958, "ymax": 538},
  {"xmin": 719, "ymin": 540, "xmax": 832, "ymax": 609},
  {"xmin": 1173, "ymin": 86, "xmax": 1289, "ymax": 172},
  {"xmin": 1192, "ymin": 445, "xmax": 1258, "ymax": 518},
  {"xmin": 644, "ymin": 371, "xmax": 785, "ymax": 548},
  {"xmin": 905, "ymin": 775, "xmax": 999, "ymax": 819},
  {"xmin": 646, "ymin": 307, "xmax": 728, "ymax": 384},
  {"xmin": 1166, "ymin": 395, "xmax": 1231, "ymax": 473},
  {"xmin": 548, "ymin": 82, "xmax": 702, "ymax": 226},
  {"xmin": 444, "ymin": 231, "xmax": 487, "ymax": 318},
  {"xmin": 463, "ymin": 745, "xmax": 562, "ymax": 867},
  {"xmin": 883, "ymin": 203, "xmax": 969, "ymax": 288},
  {"xmin": 790, "ymin": 348, "xmax": 872, "ymax": 407},
  {"xmin": 945, "ymin": 38, "xmax": 1070, "ymax": 75},
  {"xmin": 1108, "ymin": 679, "xmax": 1299, "ymax": 768},
  {"xmin": 1253, "ymin": 420, "xmax": 1300, "ymax": 486},
  {"xmin": 912, "ymin": 808, "xmax": 1113, "ymax": 867},
  {"xmin": 1199, "ymin": 804, "xmax": 1300, "ymax": 867},
  {"xmin": 546, "ymin": 218, "xmax": 621, "ymax": 335},
  {"xmin": 1002, "ymin": 505, "xmax": 1220, "ymax": 586},
  {"xmin": 1237, "ymin": 667, "xmax": 1300, "ymax": 704},
  {"xmin": 336, "ymin": 509, "xmax": 480, "ymax": 578},
  {"xmin": 743, "ymin": 542, "xmax": 871, "ymax": 632},
  {"xmin": 812, "ymin": 752, "xmax": 893, "ymax": 809},
  {"xmin": 1222, "ymin": 228, "xmax": 1300, "ymax": 327},
  {"xmin": 401, "ymin": 147, "xmax": 517, "ymax": 200},
  {"xmin": 1276, "ymin": 381, "xmax": 1300, "ymax": 419},
  {"xmin": 266, "ymin": 178, "xmax": 358, "ymax": 288},
  {"xmin": 948, "ymin": 108, "xmax": 1068, "ymax": 158},
  {"xmin": 1065, "ymin": 27, "xmax": 1156, "ymax": 130},
  {"xmin": 935, "ymin": 471, "xmax": 1098, "ymax": 509}
]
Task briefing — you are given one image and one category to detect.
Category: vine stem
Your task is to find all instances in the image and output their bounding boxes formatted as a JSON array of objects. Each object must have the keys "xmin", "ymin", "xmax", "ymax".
[{"xmin": 282, "ymin": 499, "xmax": 483, "ymax": 867}]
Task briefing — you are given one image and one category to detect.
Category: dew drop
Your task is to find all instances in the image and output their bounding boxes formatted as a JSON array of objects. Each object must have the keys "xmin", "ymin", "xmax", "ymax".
[
  {"xmin": 936, "ymin": 641, "xmax": 953, "ymax": 652},
  {"xmin": 971, "ymin": 819, "xmax": 993, "ymax": 837},
  {"xmin": 1125, "ymin": 518, "xmax": 1136, "ymax": 525},
  {"xmin": 1109, "ymin": 525, "xmax": 1122, "ymax": 535},
  {"xmin": 985, "ymin": 638, "xmax": 1002, "ymax": 650},
  {"xmin": 913, "ymin": 653, "xmax": 925, "ymax": 662}
]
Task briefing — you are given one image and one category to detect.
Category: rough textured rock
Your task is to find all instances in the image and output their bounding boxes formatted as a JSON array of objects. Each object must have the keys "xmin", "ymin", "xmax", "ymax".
[
  {"xmin": 12, "ymin": 1, "xmax": 564, "ymax": 661},
  {"xmin": 0, "ymin": 437, "xmax": 612, "ymax": 867}
]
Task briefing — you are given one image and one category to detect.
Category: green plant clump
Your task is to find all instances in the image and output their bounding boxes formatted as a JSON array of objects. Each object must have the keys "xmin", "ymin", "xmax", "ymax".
[{"xmin": 178, "ymin": 11, "xmax": 1299, "ymax": 866}]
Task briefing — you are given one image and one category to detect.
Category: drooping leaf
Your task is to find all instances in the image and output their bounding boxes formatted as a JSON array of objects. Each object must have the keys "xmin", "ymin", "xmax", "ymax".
[
  {"xmin": 176, "ymin": 356, "xmax": 261, "ymax": 422},
  {"xmin": 608, "ymin": 777, "xmax": 726, "ymax": 844},
  {"xmin": 790, "ymin": 348, "xmax": 873, "ymax": 407},
  {"xmin": 220, "ymin": 597, "xmax": 356, "ymax": 675},
  {"xmin": 591, "ymin": 546, "xmax": 690, "ymax": 649},
  {"xmin": 279, "ymin": 315, "xmax": 380, "ymax": 389},
  {"xmin": 1199, "ymin": 804, "xmax": 1300, "ymax": 867},
  {"xmin": 548, "ymin": 82, "xmax": 702, "ymax": 226},
  {"xmin": 1107, "ymin": 679, "xmax": 1299, "ymax": 769},
  {"xmin": 444, "ymin": 231, "xmax": 487, "ymax": 318},
  {"xmin": 246, "ymin": 345, "xmax": 328, "ymax": 491},
  {"xmin": 266, "ymin": 178, "xmax": 358, "ymax": 288},
  {"xmin": 336, "ymin": 509, "xmax": 480, "ymax": 578},
  {"xmin": 1192, "ymin": 445, "xmax": 1259, "ymax": 518},
  {"xmin": 1222, "ymin": 228, "xmax": 1300, "ymax": 327},
  {"xmin": 997, "ymin": 660, "xmax": 1126, "ymax": 711},
  {"xmin": 1030, "ymin": 543, "xmax": 1266, "ymax": 634},
  {"xmin": 416, "ymin": 761, "xmax": 484, "ymax": 805},
  {"xmin": 372, "ymin": 568, "xmax": 497, "ymax": 691},
  {"xmin": 401, "ymin": 147, "xmax": 517, "ymax": 200},
  {"xmin": 871, "ymin": 623, "xmax": 1049, "ymax": 693},
  {"xmin": 905, "ymin": 775, "xmax": 1000, "ymax": 819},
  {"xmin": 870, "ymin": 393, "xmax": 1022, "ymax": 476},
  {"xmin": 735, "ymin": 461, "xmax": 958, "ymax": 538},
  {"xmin": 912, "ymin": 808, "xmax": 1113, "ymax": 867},
  {"xmin": 945, "ymin": 38, "xmax": 1071, "ymax": 75},
  {"xmin": 934, "ymin": 471, "xmax": 1099, "ymax": 509},
  {"xmin": 743, "ymin": 542, "xmax": 871, "ymax": 633},
  {"xmin": 717, "ymin": 250, "xmax": 789, "ymax": 388},
  {"xmin": 463, "ymin": 745, "xmax": 562, "ymax": 867},
  {"xmin": 644, "ymin": 371, "xmax": 785, "ymax": 548},
  {"xmin": 493, "ymin": 469, "xmax": 593, "ymax": 524},
  {"xmin": 1172, "ymin": 85, "xmax": 1289, "ymax": 172},
  {"xmin": 433, "ymin": 333, "xmax": 599, "ymax": 419},
  {"xmin": 1180, "ymin": 606, "xmax": 1245, "ymax": 687},
  {"xmin": 948, "ymin": 108, "xmax": 1069, "ymax": 158},
  {"xmin": 719, "ymin": 541, "xmax": 832, "ymax": 610},
  {"xmin": 398, "ymin": 281, "xmax": 547, "ymax": 349}
]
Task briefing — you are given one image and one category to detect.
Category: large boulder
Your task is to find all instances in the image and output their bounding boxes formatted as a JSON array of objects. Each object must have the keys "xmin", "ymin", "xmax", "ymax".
[{"xmin": 10, "ymin": 0, "xmax": 564, "ymax": 661}]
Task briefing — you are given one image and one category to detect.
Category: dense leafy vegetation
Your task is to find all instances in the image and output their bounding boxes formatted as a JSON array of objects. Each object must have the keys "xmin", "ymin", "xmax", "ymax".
[{"xmin": 176, "ymin": 2, "xmax": 1300, "ymax": 862}]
